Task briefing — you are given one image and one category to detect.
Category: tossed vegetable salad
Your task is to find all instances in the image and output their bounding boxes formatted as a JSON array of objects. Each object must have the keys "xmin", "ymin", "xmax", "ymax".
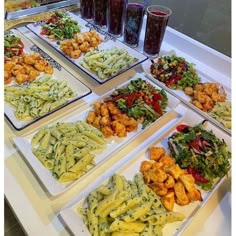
[
  {"xmin": 168, "ymin": 122, "xmax": 231, "ymax": 191},
  {"xmin": 105, "ymin": 78, "xmax": 168, "ymax": 129},
  {"xmin": 150, "ymin": 55, "xmax": 201, "ymax": 89},
  {"xmin": 4, "ymin": 34, "xmax": 24, "ymax": 60},
  {"xmin": 40, "ymin": 11, "xmax": 80, "ymax": 41}
]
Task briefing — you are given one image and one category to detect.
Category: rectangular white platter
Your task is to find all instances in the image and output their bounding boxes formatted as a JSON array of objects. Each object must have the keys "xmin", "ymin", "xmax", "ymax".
[
  {"xmin": 142, "ymin": 51, "xmax": 231, "ymax": 135},
  {"xmin": 4, "ymin": 29, "xmax": 92, "ymax": 131},
  {"xmin": 59, "ymin": 103, "xmax": 231, "ymax": 236},
  {"xmin": 26, "ymin": 12, "xmax": 148, "ymax": 84},
  {"xmin": 13, "ymin": 73, "xmax": 180, "ymax": 196}
]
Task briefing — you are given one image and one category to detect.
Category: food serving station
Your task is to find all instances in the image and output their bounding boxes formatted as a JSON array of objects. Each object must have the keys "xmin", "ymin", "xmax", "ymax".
[{"xmin": 4, "ymin": 1, "xmax": 231, "ymax": 236}]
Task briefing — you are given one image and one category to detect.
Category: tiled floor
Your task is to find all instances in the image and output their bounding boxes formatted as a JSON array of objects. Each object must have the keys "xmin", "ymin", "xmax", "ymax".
[{"xmin": 4, "ymin": 199, "xmax": 26, "ymax": 236}]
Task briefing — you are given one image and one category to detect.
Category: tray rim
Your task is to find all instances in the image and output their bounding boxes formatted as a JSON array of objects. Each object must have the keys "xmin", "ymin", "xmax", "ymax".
[
  {"xmin": 4, "ymin": 28, "xmax": 92, "ymax": 131},
  {"xmin": 25, "ymin": 12, "xmax": 149, "ymax": 84},
  {"xmin": 59, "ymin": 103, "xmax": 231, "ymax": 236}
]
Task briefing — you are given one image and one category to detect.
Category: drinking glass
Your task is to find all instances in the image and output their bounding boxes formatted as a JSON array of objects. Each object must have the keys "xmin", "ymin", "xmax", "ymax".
[
  {"xmin": 107, "ymin": 0, "xmax": 126, "ymax": 37},
  {"xmin": 143, "ymin": 5, "xmax": 172, "ymax": 58},
  {"xmin": 93, "ymin": 0, "xmax": 108, "ymax": 28},
  {"xmin": 123, "ymin": 2, "xmax": 145, "ymax": 47},
  {"xmin": 80, "ymin": 0, "xmax": 94, "ymax": 20}
]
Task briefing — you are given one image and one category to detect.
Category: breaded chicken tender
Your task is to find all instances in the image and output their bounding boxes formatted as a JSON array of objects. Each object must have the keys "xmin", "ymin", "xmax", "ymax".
[
  {"xmin": 86, "ymin": 110, "xmax": 96, "ymax": 124},
  {"xmin": 111, "ymin": 120, "xmax": 127, "ymax": 137}
]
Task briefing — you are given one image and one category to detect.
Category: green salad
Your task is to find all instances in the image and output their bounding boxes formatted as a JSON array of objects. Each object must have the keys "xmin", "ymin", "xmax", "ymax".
[
  {"xmin": 40, "ymin": 11, "xmax": 80, "ymax": 41},
  {"xmin": 168, "ymin": 122, "xmax": 231, "ymax": 191},
  {"xmin": 150, "ymin": 55, "xmax": 201, "ymax": 89},
  {"xmin": 105, "ymin": 78, "xmax": 168, "ymax": 129}
]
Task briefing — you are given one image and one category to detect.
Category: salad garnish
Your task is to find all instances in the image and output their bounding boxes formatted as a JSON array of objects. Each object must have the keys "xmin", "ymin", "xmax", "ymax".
[
  {"xmin": 168, "ymin": 122, "xmax": 231, "ymax": 191},
  {"xmin": 150, "ymin": 55, "xmax": 201, "ymax": 89},
  {"xmin": 105, "ymin": 78, "xmax": 168, "ymax": 129},
  {"xmin": 40, "ymin": 11, "xmax": 80, "ymax": 41},
  {"xmin": 4, "ymin": 34, "xmax": 24, "ymax": 60}
]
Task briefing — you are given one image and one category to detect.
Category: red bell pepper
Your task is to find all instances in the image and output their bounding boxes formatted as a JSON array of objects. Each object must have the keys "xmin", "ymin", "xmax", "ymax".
[
  {"xmin": 187, "ymin": 167, "xmax": 209, "ymax": 183},
  {"xmin": 176, "ymin": 124, "xmax": 189, "ymax": 132},
  {"xmin": 127, "ymin": 92, "xmax": 138, "ymax": 108},
  {"xmin": 165, "ymin": 74, "xmax": 182, "ymax": 87},
  {"xmin": 152, "ymin": 101, "xmax": 162, "ymax": 115},
  {"xmin": 152, "ymin": 92, "xmax": 162, "ymax": 101}
]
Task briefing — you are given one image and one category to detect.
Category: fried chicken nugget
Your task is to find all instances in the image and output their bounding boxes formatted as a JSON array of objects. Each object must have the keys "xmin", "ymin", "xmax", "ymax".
[
  {"xmin": 86, "ymin": 110, "xmax": 96, "ymax": 124},
  {"xmin": 174, "ymin": 181, "xmax": 190, "ymax": 206},
  {"xmin": 92, "ymin": 116, "xmax": 101, "ymax": 129},
  {"xmin": 161, "ymin": 191, "xmax": 175, "ymax": 212},
  {"xmin": 149, "ymin": 147, "xmax": 166, "ymax": 161},
  {"xmin": 111, "ymin": 120, "xmax": 127, "ymax": 137},
  {"xmin": 100, "ymin": 103, "xmax": 109, "ymax": 117},
  {"xmin": 100, "ymin": 115, "xmax": 111, "ymax": 127},
  {"xmin": 101, "ymin": 126, "xmax": 113, "ymax": 138},
  {"xmin": 107, "ymin": 102, "xmax": 120, "ymax": 115}
]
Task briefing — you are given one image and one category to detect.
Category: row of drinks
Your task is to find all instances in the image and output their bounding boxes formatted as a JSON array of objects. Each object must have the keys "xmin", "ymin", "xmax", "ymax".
[{"xmin": 80, "ymin": 0, "xmax": 172, "ymax": 58}]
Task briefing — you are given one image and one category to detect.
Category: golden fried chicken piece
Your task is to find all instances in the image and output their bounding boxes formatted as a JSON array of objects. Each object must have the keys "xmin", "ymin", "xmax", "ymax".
[
  {"xmin": 92, "ymin": 116, "xmax": 101, "ymax": 129},
  {"xmin": 164, "ymin": 175, "xmax": 175, "ymax": 188},
  {"xmin": 187, "ymin": 188, "xmax": 202, "ymax": 202},
  {"xmin": 100, "ymin": 103, "xmax": 109, "ymax": 117},
  {"xmin": 86, "ymin": 110, "xmax": 96, "ymax": 124},
  {"xmin": 143, "ymin": 168, "xmax": 167, "ymax": 184},
  {"xmin": 16, "ymin": 73, "xmax": 28, "ymax": 84},
  {"xmin": 179, "ymin": 174, "xmax": 202, "ymax": 202},
  {"xmin": 140, "ymin": 160, "xmax": 153, "ymax": 173},
  {"xmin": 4, "ymin": 61, "xmax": 15, "ymax": 71},
  {"xmin": 70, "ymin": 49, "xmax": 82, "ymax": 59},
  {"xmin": 28, "ymin": 69, "xmax": 40, "ymax": 82},
  {"xmin": 152, "ymin": 162, "xmax": 164, "ymax": 170},
  {"xmin": 4, "ymin": 70, "xmax": 12, "ymax": 84},
  {"xmin": 161, "ymin": 191, "xmax": 175, "ymax": 212},
  {"xmin": 93, "ymin": 102, "xmax": 101, "ymax": 116},
  {"xmin": 124, "ymin": 117, "xmax": 138, "ymax": 132},
  {"xmin": 149, "ymin": 182, "xmax": 168, "ymax": 196},
  {"xmin": 79, "ymin": 41, "xmax": 90, "ymax": 52},
  {"xmin": 111, "ymin": 120, "xmax": 127, "ymax": 137},
  {"xmin": 101, "ymin": 126, "xmax": 113, "ymax": 138},
  {"xmin": 11, "ymin": 64, "xmax": 25, "ymax": 76},
  {"xmin": 23, "ymin": 54, "xmax": 36, "ymax": 65},
  {"xmin": 174, "ymin": 181, "xmax": 190, "ymax": 206},
  {"xmin": 192, "ymin": 100, "xmax": 203, "ymax": 110},
  {"xmin": 159, "ymin": 156, "xmax": 175, "ymax": 169},
  {"xmin": 107, "ymin": 102, "xmax": 120, "ymax": 115},
  {"xmin": 34, "ymin": 59, "xmax": 48, "ymax": 72},
  {"xmin": 74, "ymin": 32, "xmax": 84, "ymax": 44},
  {"xmin": 178, "ymin": 174, "xmax": 195, "ymax": 192},
  {"xmin": 166, "ymin": 164, "xmax": 185, "ymax": 180},
  {"xmin": 100, "ymin": 115, "xmax": 111, "ymax": 127},
  {"xmin": 149, "ymin": 147, "xmax": 166, "ymax": 161},
  {"xmin": 44, "ymin": 65, "xmax": 54, "ymax": 75}
]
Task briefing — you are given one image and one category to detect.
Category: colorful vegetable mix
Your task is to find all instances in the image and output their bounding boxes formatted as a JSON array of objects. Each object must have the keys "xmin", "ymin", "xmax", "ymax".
[
  {"xmin": 150, "ymin": 55, "xmax": 201, "ymax": 89},
  {"xmin": 40, "ymin": 11, "xmax": 80, "ymax": 41},
  {"xmin": 4, "ymin": 34, "xmax": 24, "ymax": 59},
  {"xmin": 105, "ymin": 78, "xmax": 168, "ymax": 129},
  {"xmin": 168, "ymin": 122, "xmax": 231, "ymax": 191}
]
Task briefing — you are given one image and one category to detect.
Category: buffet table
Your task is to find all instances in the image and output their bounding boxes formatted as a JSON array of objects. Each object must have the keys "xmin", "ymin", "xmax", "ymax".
[{"xmin": 4, "ymin": 10, "xmax": 231, "ymax": 236}]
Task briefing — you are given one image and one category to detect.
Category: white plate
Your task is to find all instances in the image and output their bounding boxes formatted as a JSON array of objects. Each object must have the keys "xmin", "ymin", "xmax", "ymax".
[
  {"xmin": 4, "ymin": 29, "xmax": 91, "ymax": 131},
  {"xmin": 142, "ymin": 56, "xmax": 232, "ymax": 134},
  {"xmin": 13, "ymin": 73, "xmax": 180, "ymax": 196},
  {"xmin": 59, "ymin": 104, "xmax": 231, "ymax": 236},
  {"xmin": 26, "ymin": 12, "xmax": 148, "ymax": 84}
]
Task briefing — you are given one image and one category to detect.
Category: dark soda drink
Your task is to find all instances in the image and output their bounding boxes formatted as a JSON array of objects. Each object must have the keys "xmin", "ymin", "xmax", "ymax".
[
  {"xmin": 80, "ymin": 0, "xmax": 94, "ymax": 20},
  {"xmin": 124, "ymin": 3, "xmax": 145, "ymax": 47},
  {"xmin": 144, "ymin": 6, "xmax": 172, "ymax": 57},
  {"xmin": 94, "ymin": 0, "xmax": 108, "ymax": 27},
  {"xmin": 107, "ymin": 0, "xmax": 126, "ymax": 37}
]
